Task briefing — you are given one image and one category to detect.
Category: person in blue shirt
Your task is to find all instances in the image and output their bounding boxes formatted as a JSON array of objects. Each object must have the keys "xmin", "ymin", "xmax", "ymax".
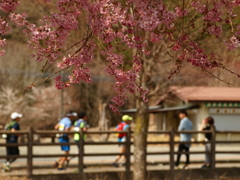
[
  {"xmin": 112, "ymin": 114, "xmax": 132, "ymax": 167},
  {"xmin": 2, "ymin": 112, "xmax": 22, "ymax": 172},
  {"xmin": 175, "ymin": 110, "xmax": 193, "ymax": 169},
  {"xmin": 53, "ymin": 111, "xmax": 77, "ymax": 170}
]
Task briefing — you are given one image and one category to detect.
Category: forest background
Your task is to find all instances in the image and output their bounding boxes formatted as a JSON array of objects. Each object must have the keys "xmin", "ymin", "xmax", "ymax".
[{"xmin": 0, "ymin": 0, "xmax": 240, "ymax": 130}]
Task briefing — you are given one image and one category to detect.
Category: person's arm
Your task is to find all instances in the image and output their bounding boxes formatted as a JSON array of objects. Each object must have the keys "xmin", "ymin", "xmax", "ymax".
[
  {"xmin": 200, "ymin": 119, "xmax": 207, "ymax": 131},
  {"xmin": 65, "ymin": 121, "xmax": 72, "ymax": 131},
  {"xmin": 114, "ymin": 124, "xmax": 119, "ymax": 131},
  {"xmin": 178, "ymin": 120, "xmax": 185, "ymax": 131},
  {"xmin": 11, "ymin": 128, "xmax": 16, "ymax": 132},
  {"xmin": 54, "ymin": 123, "xmax": 59, "ymax": 130},
  {"xmin": 65, "ymin": 127, "xmax": 70, "ymax": 131},
  {"xmin": 11, "ymin": 123, "xmax": 21, "ymax": 136},
  {"xmin": 82, "ymin": 121, "xmax": 88, "ymax": 132}
]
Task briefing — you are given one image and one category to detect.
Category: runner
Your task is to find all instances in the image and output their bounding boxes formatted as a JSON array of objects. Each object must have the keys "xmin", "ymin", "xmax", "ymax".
[
  {"xmin": 112, "ymin": 114, "xmax": 132, "ymax": 167},
  {"xmin": 53, "ymin": 111, "xmax": 77, "ymax": 170},
  {"xmin": 2, "ymin": 112, "xmax": 22, "ymax": 172}
]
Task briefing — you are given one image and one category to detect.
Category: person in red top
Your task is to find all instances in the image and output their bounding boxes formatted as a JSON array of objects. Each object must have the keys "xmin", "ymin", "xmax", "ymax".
[{"xmin": 112, "ymin": 115, "xmax": 132, "ymax": 167}]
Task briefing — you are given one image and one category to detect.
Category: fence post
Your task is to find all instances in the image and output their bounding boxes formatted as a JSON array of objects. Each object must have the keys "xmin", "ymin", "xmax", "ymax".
[
  {"xmin": 78, "ymin": 128, "xmax": 84, "ymax": 174},
  {"xmin": 125, "ymin": 127, "xmax": 131, "ymax": 172},
  {"xmin": 169, "ymin": 128, "xmax": 175, "ymax": 171},
  {"xmin": 210, "ymin": 126, "xmax": 216, "ymax": 169},
  {"xmin": 27, "ymin": 127, "xmax": 33, "ymax": 177}
]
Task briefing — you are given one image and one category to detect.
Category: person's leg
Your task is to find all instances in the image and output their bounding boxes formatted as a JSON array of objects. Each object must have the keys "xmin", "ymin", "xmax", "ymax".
[
  {"xmin": 3, "ymin": 144, "xmax": 18, "ymax": 171},
  {"xmin": 175, "ymin": 143, "xmax": 184, "ymax": 167},
  {"xmin": 8, "ymin": 146, "xmax": 19, "ymax": 164},
  {"xmin": 184, "ymin": 145, "xmax": 190, "ymax": 165},
  {"xmin": 113, "ymin": 145, "xmax": 124, "ymax": 163},
  {"xmin": 113, "ymin": 138, "xmax": 125, "ymax": 167},
  {"xmin": 205, "ymin": 143, "xmax": 211, "ymax": 166},
  {"xmin": 3, "ymin": 145, "xmax": 11, "ymax": 171},
  {"xmin": 53, "ymin": 138, "xmax": 62, "ymax": 168},
  {"xmin": 58, "ymin": 150, "xmax": 69, "ymax": 169},
  {"xmin": 6, "ymin": 145, "xmax": 11, "ymax": 163},
  {"xmin": 58, "ymin": 137, "xmax": 70, "ymax": 170},
  {"xmin": 119, "ymin": 145, "xmax": 126, "ymax": 162},
  {"xmin": 113, "ymin": 138, "xmax": 122, "ymax": 162}
]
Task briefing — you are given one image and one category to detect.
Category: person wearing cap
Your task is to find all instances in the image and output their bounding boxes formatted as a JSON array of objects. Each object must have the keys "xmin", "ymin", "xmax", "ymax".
[
  {"xmin": 112, "ymin": 114, "xmax": 132, "ymax": 167},
  {"xmin": 68, "ymin": 112, "xmax": 89, "ymax": 168},
  {"xmin": 2, "ymin": 112, "xmax": 22, "ymax": 172},
  {"xmin": 73, "ymin": 112, "xmax": 88, "ymax": 144},
  {"xmin": 53, "ymin": 111, "xmax": 77, "ymax": 170}
]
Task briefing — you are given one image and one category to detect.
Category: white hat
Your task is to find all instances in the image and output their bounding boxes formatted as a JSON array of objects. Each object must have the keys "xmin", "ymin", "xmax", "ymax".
[
  {"xmin": 66, "ymin": 112, "xmax": 77, "ymax": 117},
  {"xmin": 11, "ymin": 112, "xmax": 23, "ymax": 120}
]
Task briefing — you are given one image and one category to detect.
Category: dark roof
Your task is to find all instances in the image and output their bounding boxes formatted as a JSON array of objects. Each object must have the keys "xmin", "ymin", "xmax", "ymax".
[{"xmin": 120, "ymin": 105, "xmax": 199, "ymax": 113}]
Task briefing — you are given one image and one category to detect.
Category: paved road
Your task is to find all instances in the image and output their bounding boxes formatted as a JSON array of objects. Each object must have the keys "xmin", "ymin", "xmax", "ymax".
[{"xmin": 0, "ymin": 138, "xmax": 240, "ymax": 175}]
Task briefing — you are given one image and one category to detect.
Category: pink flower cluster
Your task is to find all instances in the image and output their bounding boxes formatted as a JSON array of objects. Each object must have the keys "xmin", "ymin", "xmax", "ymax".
[
  {"xmin": 226, "ymin": 36, "xmax": 240, "ymax": 49},
  {"xmin": 175, "ymin": 7, "xmax": 188, "ymax": 17},
  {"xmin": 9, "ymin": 13, "xmax": 27, "ymax": 27},
  {"xmin": 0, "ymin": 0, "xmax": 19, "ymax": 12},
  {"xmin": 1, "ymin": 0, "xmax": 240, "ymax": 111}
]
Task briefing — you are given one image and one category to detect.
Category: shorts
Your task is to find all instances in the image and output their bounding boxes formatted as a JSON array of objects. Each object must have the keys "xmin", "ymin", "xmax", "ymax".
[
  {"xmin": 6, "ymin": 145, "xmax": 19, "ymax": 156},
  {"xmin": 59, "ymin": 136, "xmax": 70, "ymax": 152},
  {"xmin": 118, "ymin": 137, "xmax": 126, "ymax": 147}
]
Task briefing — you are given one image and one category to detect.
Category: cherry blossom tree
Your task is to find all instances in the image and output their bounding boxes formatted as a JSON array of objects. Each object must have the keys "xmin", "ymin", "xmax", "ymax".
[{"xmin": 1, "ymin": 0, "xmax": 240, "ymax": 179}]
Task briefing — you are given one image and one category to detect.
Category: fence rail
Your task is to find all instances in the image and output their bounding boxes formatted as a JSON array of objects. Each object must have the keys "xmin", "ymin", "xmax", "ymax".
[{"xmin": 0, "ymin": 127, "xmax": 239, "ymax": 176}]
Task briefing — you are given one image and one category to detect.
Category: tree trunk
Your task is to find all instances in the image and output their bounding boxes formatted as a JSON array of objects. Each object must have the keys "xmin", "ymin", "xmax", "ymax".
[
  {"xmin": 98, "ymin": 102, "xmax": 109, "ymax": 142},
  {"xmin": 133, "ymin": 99, "xmax": 149, "ymax": 180}
]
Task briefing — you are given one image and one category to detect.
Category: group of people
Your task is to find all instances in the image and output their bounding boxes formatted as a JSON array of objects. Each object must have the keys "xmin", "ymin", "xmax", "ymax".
[
  {"xmin": 175, "ymin": 110, "xmax": 215, "ymax": 169},
  {"xmin": 113, "ymin": 111, "xmax": 215, "ymax": 169},
  {"xmin": 53, "ymin": 111, "xmax": 88, "ymax": 170},
  {"xmin": 1, "ymin": 111, "xmax": 88, "ymax": 172},
  {"xmin": 1, "ymin": 110, "xmax": 215, "ymax": 172}
]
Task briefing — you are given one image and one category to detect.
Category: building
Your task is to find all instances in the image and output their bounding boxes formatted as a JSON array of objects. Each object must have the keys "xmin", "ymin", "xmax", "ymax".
[{"xmin": 153, "ymin": 86, "xmax": 240, "ymax": 140}]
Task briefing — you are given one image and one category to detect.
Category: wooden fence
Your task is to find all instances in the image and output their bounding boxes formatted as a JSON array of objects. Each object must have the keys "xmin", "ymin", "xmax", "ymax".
[{"xmin": 0, "ymin": 127, "xmax": 240, "ymax": 176}]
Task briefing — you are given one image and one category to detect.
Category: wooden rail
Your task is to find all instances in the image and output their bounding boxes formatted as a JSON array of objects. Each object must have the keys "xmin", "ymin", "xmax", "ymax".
[{"xmin": 0, "ymin": 127, "xmax": 239, "ymax": 176}]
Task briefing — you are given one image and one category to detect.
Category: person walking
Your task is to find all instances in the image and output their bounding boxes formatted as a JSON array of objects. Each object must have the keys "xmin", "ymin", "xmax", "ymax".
[
  {"xmin": 73, "ymin": 112, "xmax": 88, "ymax": 143},
  {"xmin": 175, "ymin": 110, "xmax": 193, "ymax": 169},
  {"xmin": 71, "ymin": 112, "xmax": 88, "ymax": 168},
  {"xmin": 112, "ymin": 114, "xmax": 132, "ymax": 167},
  {"xmin": 53, "ymin": 111, "xmax": 77, "ymax": 170},
  {"xmin": 200, "ymin": 116, "xmax": 215, "ymax": 168},
  {"xmin": 2, "ymin": 112, "xmax": 22, "ymax": 172}
]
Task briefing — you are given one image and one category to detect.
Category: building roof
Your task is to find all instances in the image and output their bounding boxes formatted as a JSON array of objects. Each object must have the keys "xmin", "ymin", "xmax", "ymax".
[
  {"xmin": 169, "ymin": 86, "xmax": 240, "ymax": 102},
  {"xmin": 120, "ymin": 104, "xmax": 200, "ymax": 113}
]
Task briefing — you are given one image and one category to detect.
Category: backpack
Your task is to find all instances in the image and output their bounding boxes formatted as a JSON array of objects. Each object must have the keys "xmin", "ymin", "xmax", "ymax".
[
  {"xmin": 2, "ymin": 121, "xmax": 17, "ymax": 138},
  {"xmin": 117, "ymin": 122, "xmax": 127, "ymax": 138},
  {"xmin": 73, "ymin": 120, "xmax": 87, "ymax": 141}
]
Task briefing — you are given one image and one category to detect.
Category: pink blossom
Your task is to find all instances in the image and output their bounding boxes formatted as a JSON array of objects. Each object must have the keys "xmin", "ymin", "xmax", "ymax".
[
  {"xmin": 232, "ymin": 0, "xmax": 240, "ymax": 5},
  {"xmin": 207, "ymin": 25, "xmax": 223, "ymax": 37},
  {"xmin": 226, "ymin": 36, "xmax": 240, "ymax": 50},
  {"xmin": 191, "ymin": 1, "xmax": 207, "ymax": 14},
  {"xmin": 9, "ymin": 13, "xmax": 28, "ymax": 27},
  {"xmin": 175, "ymin": 7, "xmax": 188, "ymax": 17},
  {"xmin": 0, "ymin": 0, "xmax": 240, "ymax": 111},
  {"xmin": 0, "ymin": 0, "xmax": 19, "ymax": 12}
]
